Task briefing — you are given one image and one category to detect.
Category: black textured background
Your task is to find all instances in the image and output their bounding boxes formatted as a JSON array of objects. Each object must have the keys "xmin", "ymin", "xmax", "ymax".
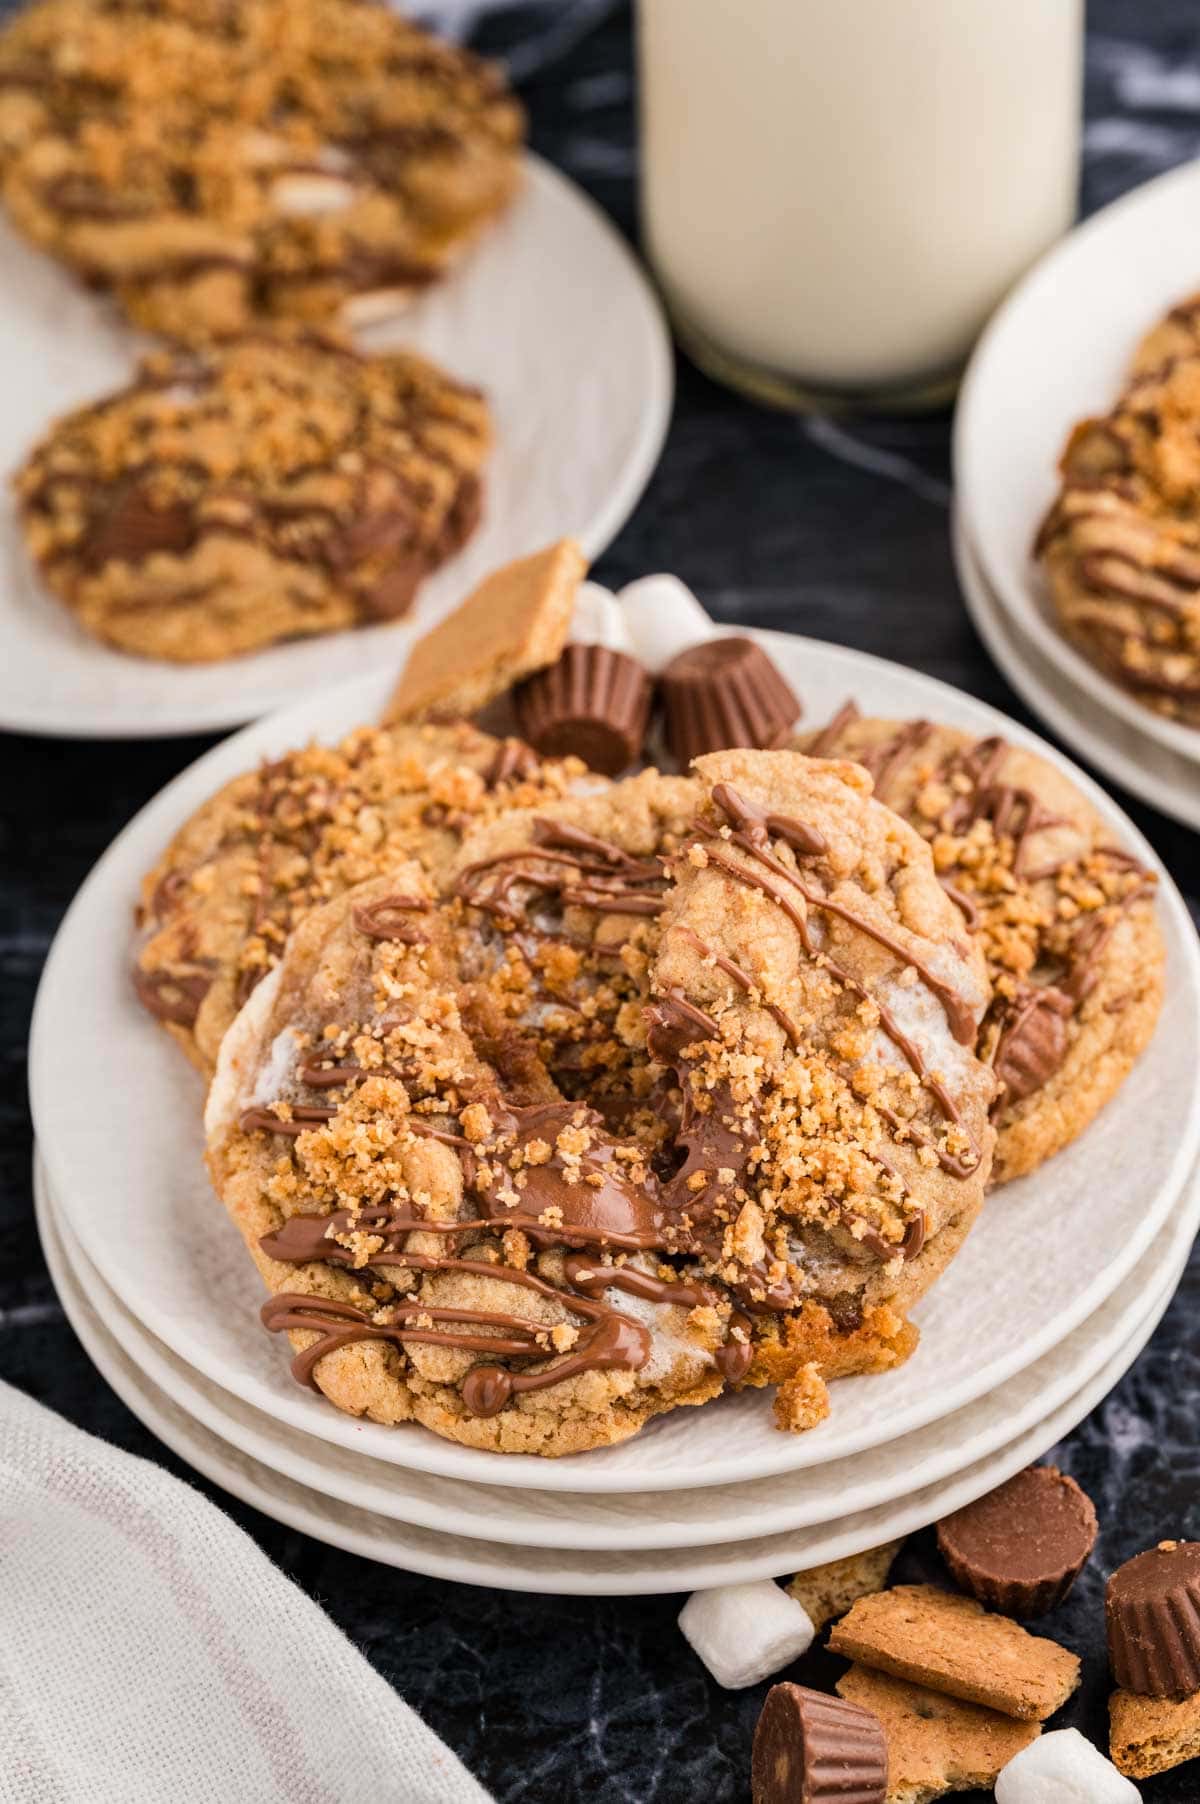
[{"xmin": 3, "ymin": 3, "xmax": 1200, "ymax": 1799}]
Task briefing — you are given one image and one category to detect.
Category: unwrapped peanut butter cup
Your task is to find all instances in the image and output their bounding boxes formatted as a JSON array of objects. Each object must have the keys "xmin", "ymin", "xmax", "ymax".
[
  {"xmin": 513, "ymin": 642, "xmax": 651, "ymax": 776},
  {"xmin": 660, "ymin": 636, "xmax": 801, "ymax": 768},
  {"xmin": 1107, "ymin": 1540, "xmax": 1200, "ymax": 1698},
  {"xmin": 751, "ymin": 1682, "xmax": 886, "ymax": 1804},
  {"xmin": 936, "ymin": 1464, "xmax": 1097, "ymax": 1618}
]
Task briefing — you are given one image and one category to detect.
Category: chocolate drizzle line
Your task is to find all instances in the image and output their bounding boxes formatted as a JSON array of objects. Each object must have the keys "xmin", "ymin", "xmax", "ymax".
[
  {"xmin": 251, "ymin": 1096, "xmax": 752, "ymax": 1413},
  {"xmin": 674, "ymin": 925, "xmax": 801, "ymax": 1049},
  {"xmin": 454, "ymin": 818, "xmax": 668, "ymax": 929},
  {"xmin": 351, "ymin": 893, "xmax": 431, "ymax": 942}
]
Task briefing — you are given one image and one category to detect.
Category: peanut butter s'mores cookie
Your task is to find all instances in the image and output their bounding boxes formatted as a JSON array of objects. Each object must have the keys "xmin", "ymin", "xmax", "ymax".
[
  {"xmin": 798, "ymin": 709, "xmax": 1162, "ymax": 1182},
  {"xmin": 134, "ymin": 720, "xmax": 593, "ymax": 1073},
  {"xmin": 205, "ymin": 869, "xmax": 745, "ymax": 1456},
  {"xmin": 15, "ymin": 334, "xmax": 490, "ymax": 661},
  {"xmin": 0, "ymin": 0, "xmax": 524, "ymax": 341},
  {"xmin": 206, "ymin": 749, "xmax": 994, "ymax": 1452},
  {"xmin": 1036, "ymin": 348, "xmax": 1200, "ymax": 726},
  {"xmin": 650, "ymin": 749, "xmax": 997, "ymax": 1427}
]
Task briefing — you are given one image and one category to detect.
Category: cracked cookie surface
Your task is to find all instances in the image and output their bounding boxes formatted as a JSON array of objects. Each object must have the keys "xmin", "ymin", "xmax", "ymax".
[
  {"xmin": 15, "ymin": 333, "xmax": 490, "ymax": 661},
  {"xmin": 797, "ymin": 708, "xmax": 1163, "ymax": 1181}
]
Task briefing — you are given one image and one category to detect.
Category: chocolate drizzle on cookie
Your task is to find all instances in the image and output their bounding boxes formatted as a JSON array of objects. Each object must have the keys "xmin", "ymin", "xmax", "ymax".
[
  {"xmin": 253, "ymin": 1094, "xmax": 751, "ymax": 1414},
  {"xmin": 807, "ymin": 705, "xmax": 1158, "ymax": 1121}
]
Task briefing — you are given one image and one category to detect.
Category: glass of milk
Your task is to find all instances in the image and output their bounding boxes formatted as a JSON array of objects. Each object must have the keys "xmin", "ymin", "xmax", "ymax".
[{"xmin": 637, "ymin": 0, "xmax": 1082, "ymax": 410}]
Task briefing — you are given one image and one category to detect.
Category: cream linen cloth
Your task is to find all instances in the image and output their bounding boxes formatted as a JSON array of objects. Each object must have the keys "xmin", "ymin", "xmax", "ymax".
[{"xmin": 0, "ymin": 1380, "xmax": 493, "ymax": 1804}]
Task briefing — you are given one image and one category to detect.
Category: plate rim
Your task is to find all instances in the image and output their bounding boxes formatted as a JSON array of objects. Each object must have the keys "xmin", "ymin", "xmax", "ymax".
[
  {"xmin": 953, "ymin": 506, "xmax": 1200, "ymax": 834},
  {"xmin": 0, "ymin": 154, "xmax": 673, "ymax": 741},
  {"xmin": 29, "ymin": 624, "xmax": 1200, "ymax": 1493},
  {"xmin": 955, "ymin": 154, "xmax": 1200, "ymax": 765},
  {"xmin": 36, "ymin": 1159, "xmax": 1177, "ymax": 1594},
  {"xmin": 38, "ymin": 1145, "xmax": 1197, "ymax": 1553}
]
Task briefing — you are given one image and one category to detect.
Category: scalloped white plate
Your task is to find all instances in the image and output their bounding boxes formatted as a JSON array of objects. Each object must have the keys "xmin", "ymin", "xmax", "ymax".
[
  {"xmin": 30, "ymin": 618, "xmax": 1200, "ymax": 1492},
  {"xmin": 956, "ymin": 156, "xmax": 1200, "ymax": 765},
  {"xmin": 954, "ymin": 508, "xmax": 1200, "ymax": 834},
  {"xmin": 37, "ymin": 1162, "xmax": 1179, "ymax": 1593},
  {"xmin": 0, "ymin": 156, "xmax": 671, "ymax": 738},
  {"xmin": 37, "ymin": 1146, "xmax": 1198, "ymax": 1552}
]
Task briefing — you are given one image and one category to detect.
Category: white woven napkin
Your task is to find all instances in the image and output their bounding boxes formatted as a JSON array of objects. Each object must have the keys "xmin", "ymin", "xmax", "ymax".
[{"xmin": 0, "ymin": 1380, "xmax": 493, "ymax": 1804}]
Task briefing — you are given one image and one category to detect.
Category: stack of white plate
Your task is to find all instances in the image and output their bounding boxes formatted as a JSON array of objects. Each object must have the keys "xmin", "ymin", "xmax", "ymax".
[
  {"xmin": 955, "ymin": 157, "xmax": 1200, "ymax": 833},
  {"xmin": 29, "ymin": 621, "xmax": 1200, "ymax": 1595}
]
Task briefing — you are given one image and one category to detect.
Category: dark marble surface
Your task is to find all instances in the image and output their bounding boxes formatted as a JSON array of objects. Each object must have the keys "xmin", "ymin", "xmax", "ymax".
[{"xmin": 3, "ymin": 3, "xmax": 1200, "ymax": 1799}]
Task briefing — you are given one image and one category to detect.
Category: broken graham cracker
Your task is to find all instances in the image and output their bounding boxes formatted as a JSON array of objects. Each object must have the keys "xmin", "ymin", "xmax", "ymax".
[
  {"xmin": 1110, "ymin": 1685, "xmax": 1200, "ymax": 1780},
  {"xmin": 827, "ymin": 1585, "xmax": 1080, "ymax": 1722},
  {"xmin": 384, "ymin": 540, "xmax": 586, "ymax": 722},
  {"xmin": 787, "ymin": 1542, "xmax": 902, "ymax": 1634},
  {"xmin": 836, "ymin": 1666, "xmax": 1040, "ymax": 1804}
]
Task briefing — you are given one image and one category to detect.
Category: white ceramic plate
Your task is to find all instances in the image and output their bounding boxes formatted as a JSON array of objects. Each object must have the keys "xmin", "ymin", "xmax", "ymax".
[
  {"xmin": 30, "ymin": 618, "xmax": 1200, "ymax": 1491},
  {"xmin": 38, "ymin": 1146, "xmax": 1198, "ymax": 1553},
  {"xmin": 956, "ymin": 156, "xmax": 1200, "ymax": 765},
  {"xmin": 0, "ymin": 156, "xmax": 672, "ymax": 739},
  {"xmin": 954, "ymin": 508, "xmax": 1200, "ymax": 835},
  {"xmin": 37, "ymin": 1164, "xmax": 1177, "ymax": 1594}
]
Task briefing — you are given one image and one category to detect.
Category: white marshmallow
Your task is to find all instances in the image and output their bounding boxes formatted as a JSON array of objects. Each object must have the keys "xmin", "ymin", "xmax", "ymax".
[
  {"xmin": 617, "ymin": 575, "xmax": 716, "ymax": 672},
  {"xmin": 569, "ymin": 583, "xmax": 636, "ymax": 655},
  {"xmin": 678, "ymin": 1581, "xmax": 815, "ymax": 1689},
  {"xmin": 995, "ymin": 1729, "xmax": 1141, "ymax": 1804}
]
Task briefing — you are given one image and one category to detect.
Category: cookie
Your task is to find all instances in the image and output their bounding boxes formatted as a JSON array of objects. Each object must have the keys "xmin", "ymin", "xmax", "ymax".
[
  {"xmin": 1110, "ymin": 1684, "xmax": 1200, "ymax": 1779},
  {"xmin": 828, "ymin": 1585, "xmax": 1081, "ymax": 1722},
  {"xmin": 787, "ymin": 1543, "xmax": 902, "ymax": 1634},
  {"xmin": 1035, "ymin": 345, "xmax": 1200, "ymax": 727},
  {"xmin": 384, "ymin": 540, "xmax": 586, "ymax": 724},
  {"xmin": 0, "ymin": 0, "xmax": 524, "ymax": 341},
  {"xmin": 204, "ymin": 867, "xmax": 747, "ymax": 1456},
  {"xmin": 650, "ymin": 749, "xmax": 996, "ymax": 1399},
  {"xmin": 835, "ymin": 1666, "xmax": 1040, "ymax": 1804},
  {"xmin": 134, "ymin": 719, "xmax": 592, "ymax": 1072},
  {"xmin": 798, "ymin": 708, "xmax": 1163, "ymax": 1182},
  {"xmin": 14, "ymin": 333, "xmax": 490, "ymax": 662}
]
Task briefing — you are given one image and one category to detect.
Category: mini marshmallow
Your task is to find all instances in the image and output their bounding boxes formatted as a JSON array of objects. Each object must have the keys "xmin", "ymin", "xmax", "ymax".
[
  {"xmin": 678, "ymin": 1581, "xmax": 815, "ymax": 1690},
  {"xmin": 995, "ymin": 1728, "xmax": 1140, "ymax": 1803},
  {"xmin": 618, "ymin": 575, "xmax": 716, "ymax": 672},
  {"xmin": 569, "ymin": 583, "xmax": 637, "ymax": 655}
]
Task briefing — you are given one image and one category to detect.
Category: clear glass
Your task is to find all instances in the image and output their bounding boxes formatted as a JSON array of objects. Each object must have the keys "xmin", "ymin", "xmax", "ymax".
[{"xmin": 637, "ymin": 0, "xmax": 1083, "ymax": 411}]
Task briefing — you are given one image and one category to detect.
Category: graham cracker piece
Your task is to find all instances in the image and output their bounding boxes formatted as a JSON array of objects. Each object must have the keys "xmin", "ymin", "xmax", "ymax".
[
  {"xmin": 787, "ymin": 1542, "xmax": 902, "ymax": 1634},
  {"xmin": 828, "ymin": 1585, "xmax": 1080, "ymax": 1722},
  {"xmin": 836, "ymin": 1666, "xmax": 1040, "ymax": 1804},
  {"xmin": 384, "ymin": 540, "xmax": 586, "ymax": 722},
  {"xmin": 1110, "ymin": 1685, "xmax": 1200, "ymax": 1779}
]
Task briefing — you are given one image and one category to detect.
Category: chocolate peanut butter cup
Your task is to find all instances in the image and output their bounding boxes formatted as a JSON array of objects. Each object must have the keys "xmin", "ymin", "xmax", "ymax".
[
  {"xmin": 1107, "ymin": 1541, "xmax": 1200, "ymax": 1698},
  {"xmin": 660, "ymin": 637, "xmax": 801, "ymax": 767},
  {"xmin": 752, "ymin": 1683, "xmax": 887, "ymax": 1804},
  {"xmin": 936, "ymin": 1464, "xmax": 1097, "ymax": 1617},
  {"xmin": 513, "ymin": 642, "xmax": 651, "ymax": 776}
]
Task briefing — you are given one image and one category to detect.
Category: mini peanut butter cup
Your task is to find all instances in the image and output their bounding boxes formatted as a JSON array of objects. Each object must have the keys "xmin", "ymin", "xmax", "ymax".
[
  {"xmin": 513, "ymin": 642, "xmax": 651, "ymax": 776},
  {"xmin": 660, "ymin": 636, "xmax": 801, "ymax": 767},
  {"xmin": 936, "ymin": 1464, "xmax": 1097, "ymax": 1617},
  {"xmin": 1107, "ymin": 1540, "xmax": 1200, "ymax": 1698},
  {"xmin": 751, "ymin": 1682, "xmax": 886, "ymax": 1804}
]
